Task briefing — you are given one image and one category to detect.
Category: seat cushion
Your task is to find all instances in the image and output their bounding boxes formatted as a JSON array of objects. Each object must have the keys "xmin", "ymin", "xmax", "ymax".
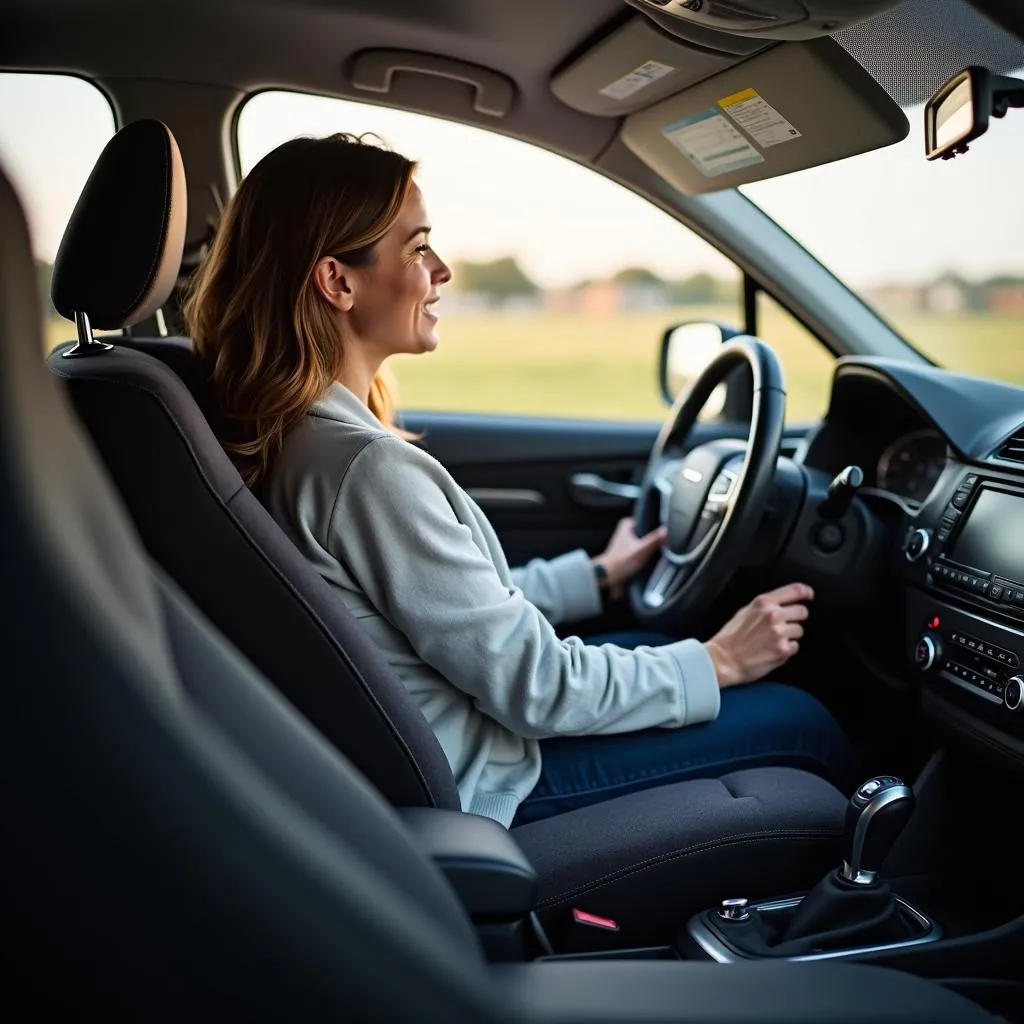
[{"xmin": 513, "ymin": 767, "xmax": 845, "ymax": 949}]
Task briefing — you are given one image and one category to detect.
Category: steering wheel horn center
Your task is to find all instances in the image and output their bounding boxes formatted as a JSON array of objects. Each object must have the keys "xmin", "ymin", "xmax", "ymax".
[
  {"xmin": 629, "ymin": 337, "xmax": 788, "ymax": 627},
  {"xmin": 663, "ymin": 454, "xmax": 737, "ymax": 555}
]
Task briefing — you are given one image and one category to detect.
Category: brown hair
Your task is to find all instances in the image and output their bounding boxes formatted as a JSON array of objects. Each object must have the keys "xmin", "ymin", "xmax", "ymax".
[{"xmin": 185, "ymin": 132, "xmax": 417, "ymax": 487}]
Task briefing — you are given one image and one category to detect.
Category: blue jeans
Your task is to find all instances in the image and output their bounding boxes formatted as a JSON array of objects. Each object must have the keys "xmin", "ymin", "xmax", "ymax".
[{"xmin": 512, "ymin": 631, "xmax": 858, "ymax": 826}]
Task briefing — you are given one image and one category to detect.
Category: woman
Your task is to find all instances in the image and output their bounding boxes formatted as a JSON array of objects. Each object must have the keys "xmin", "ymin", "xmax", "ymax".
[{"xmin": 186, "ymin": 133, "xmax": 856, "ymax": 828}]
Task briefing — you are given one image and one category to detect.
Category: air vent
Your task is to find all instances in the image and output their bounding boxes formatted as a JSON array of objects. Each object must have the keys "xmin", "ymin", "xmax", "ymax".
[{"xmin": 993, "ymin": 427, "xmax": 1024, "ymax": 464}]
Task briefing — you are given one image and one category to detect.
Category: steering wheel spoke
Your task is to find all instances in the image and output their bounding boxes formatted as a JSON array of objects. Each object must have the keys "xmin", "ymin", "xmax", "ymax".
[
  {"xmin": 643, "ymin": 520, "xmax": 722, "ymax": 609},
  {"xmin": 642, "ymin": 555, "xmax": 692, "ymax": 610}
]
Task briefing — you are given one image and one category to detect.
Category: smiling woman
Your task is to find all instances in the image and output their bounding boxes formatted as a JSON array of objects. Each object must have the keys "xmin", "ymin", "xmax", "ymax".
[
  {"xmin": 186, "ymin": 132, "xmax": 431, "ymax": 486},
  {"xmin": 235, "ymin": 90, "xmax": 752, "ymax": 423},
  {"xmin": 186, "ymin": 127, "xmax": 857, "ymax": 829}
]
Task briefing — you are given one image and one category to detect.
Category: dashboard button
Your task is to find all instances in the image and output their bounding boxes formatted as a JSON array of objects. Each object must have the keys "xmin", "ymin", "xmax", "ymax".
[
  {"xmin": 905, "ymin": 528, "xmax": 931, "ymax": 562},
  {"xmin": 952, "ymin": 491, "xmax": 970, "ymax": 509},
  {"xmin": 915, "ymin": 634, "xmax": 940, "ymax": 671},
  {"xmin": 991, "ymin": 585, "xmax": 1004, "ymax": 600},
  {"xmin": 1004, "ymin": 676, "xmax": 1024, "ymax": 711},
  {"xmin": 962, "ymin": 474, "xmax": 978, "ymax": 489}
]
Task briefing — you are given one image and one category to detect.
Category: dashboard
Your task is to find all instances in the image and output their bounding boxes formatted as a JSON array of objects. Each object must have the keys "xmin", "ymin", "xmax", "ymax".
[{"xmin": 799, "ymin": 356, "xmax": 1024, "ymax": 770}]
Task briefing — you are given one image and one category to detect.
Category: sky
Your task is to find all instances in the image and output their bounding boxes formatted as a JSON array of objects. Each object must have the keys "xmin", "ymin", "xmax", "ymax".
[{"xmin": 3, "ymin": 69, "xmax": 1024, "ymax": 291}]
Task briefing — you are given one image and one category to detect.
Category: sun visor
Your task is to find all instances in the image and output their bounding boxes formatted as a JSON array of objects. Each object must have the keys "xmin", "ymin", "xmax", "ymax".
[
  {"xmin": 551, "ymin": 17, "xmax": 766, "ymax": 118},
  {"xmin": 621, "ymin": 36, "xmax": 907, "ymax": 194}
]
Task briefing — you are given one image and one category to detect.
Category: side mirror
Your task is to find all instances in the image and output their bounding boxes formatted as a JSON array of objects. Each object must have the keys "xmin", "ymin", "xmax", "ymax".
[{"xmin": 659, "ymin": 321, "xmax": 742, "ymax": 410}]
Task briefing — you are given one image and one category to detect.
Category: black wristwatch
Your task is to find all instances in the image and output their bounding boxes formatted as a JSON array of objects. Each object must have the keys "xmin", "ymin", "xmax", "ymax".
[{"xmin": 593, "ymin": 561, "xmax": 610, "ymax": 591}]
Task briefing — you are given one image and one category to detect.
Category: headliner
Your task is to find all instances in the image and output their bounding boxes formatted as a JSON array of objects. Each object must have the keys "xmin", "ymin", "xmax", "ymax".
[
  {"xmin": 0, "ymin": 0, "xmax": 628, "ymax": 94},
  {"xmin": 2, "ymin": 1, "xmax": 1021, "ymax": 119}
]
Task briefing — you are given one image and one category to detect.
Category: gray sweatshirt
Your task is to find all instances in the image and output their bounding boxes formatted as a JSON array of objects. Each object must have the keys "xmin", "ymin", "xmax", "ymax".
[{"xmin": 264, "ymin": 383, "xmax": 721, "ymax": 827}]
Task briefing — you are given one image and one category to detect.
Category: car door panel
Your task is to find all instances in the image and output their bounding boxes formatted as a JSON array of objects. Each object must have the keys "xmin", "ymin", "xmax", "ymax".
[{"xmin": 405, "ymin": 410, "xmax": 810, "ymax": 568}]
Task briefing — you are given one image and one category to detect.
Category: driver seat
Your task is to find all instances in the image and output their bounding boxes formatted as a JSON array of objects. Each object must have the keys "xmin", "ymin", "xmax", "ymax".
[{"xmin": 47, "ymin": 119, "xmax": 847, "ymax": 948}]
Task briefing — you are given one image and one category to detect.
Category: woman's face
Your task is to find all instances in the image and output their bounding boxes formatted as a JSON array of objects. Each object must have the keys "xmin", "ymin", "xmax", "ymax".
[{"xmin": 338, "ymin": 183, "xmax": 451, "ymax": 360}]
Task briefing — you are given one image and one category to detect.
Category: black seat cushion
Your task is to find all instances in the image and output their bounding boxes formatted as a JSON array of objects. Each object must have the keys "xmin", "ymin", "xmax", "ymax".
[{"xmin": 514, "ymin": 767, "xmax": 844, "ymax": 948}]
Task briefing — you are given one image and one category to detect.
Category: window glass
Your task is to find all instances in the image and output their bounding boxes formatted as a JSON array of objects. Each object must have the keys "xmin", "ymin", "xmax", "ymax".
[
  {"xmin": 743, "ymin": 58, "xmax": 1024, "ymax": 385},
  {"xmin": 0, "ymin": 74, "xmax": 117, "ymax": 351},
  {"xmin": 756, "ymin": 293, "xmax": 835, "ymax": 422},
  {"xmin": 237, "ymin": 91, "xmax": 745, "ymax": 421}
]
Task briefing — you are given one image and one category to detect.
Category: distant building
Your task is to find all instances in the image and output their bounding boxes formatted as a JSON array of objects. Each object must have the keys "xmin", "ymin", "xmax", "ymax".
[
  {"xmin": 543, "ymin": 288, "xmax": 580, "ymax": 314},
  {"xmin": 988, "ymin": 284, "xmax": 1024, "ymax": 314},
  {"xmin": 924, "ymin": 276, "xmax": 969, "ymax": 314},
  {"xmin": 578, "ymin": 281, "xmax": 621, "ymax": 317}
]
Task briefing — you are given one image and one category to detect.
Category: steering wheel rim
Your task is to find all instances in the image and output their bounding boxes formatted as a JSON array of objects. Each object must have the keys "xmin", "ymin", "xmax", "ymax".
[{"xmin": 629, "ymin": 336, "xmax": 786, "ymax": 629}]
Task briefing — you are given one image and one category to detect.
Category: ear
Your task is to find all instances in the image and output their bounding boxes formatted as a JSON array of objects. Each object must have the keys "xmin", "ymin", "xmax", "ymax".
[{"xmin": 312, "ymin": 257, "xmax": 355, "ymax": 313}]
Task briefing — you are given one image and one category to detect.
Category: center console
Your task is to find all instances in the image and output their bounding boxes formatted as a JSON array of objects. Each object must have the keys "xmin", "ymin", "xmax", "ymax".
[{"xmin": 903, "ymin": 468, "xmax": 1024, "ymax": 763}]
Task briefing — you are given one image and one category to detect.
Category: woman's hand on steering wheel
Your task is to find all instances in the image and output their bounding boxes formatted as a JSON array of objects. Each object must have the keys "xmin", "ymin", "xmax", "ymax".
[
  {"xmin": 592, "ymin": 517, "xmax": 667, "ymax": 599},
  {"xmin": 703, "ymin": 582, "xmax": 814, "ymax": 687}
]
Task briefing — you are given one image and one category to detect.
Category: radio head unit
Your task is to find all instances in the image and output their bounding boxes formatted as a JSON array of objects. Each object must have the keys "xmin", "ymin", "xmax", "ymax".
[{"xmin": 929, "ymin": 477, "xmax": 1024, "ymax": 614}]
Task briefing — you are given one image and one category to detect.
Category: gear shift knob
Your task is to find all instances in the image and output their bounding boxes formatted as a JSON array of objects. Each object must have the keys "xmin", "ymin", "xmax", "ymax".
[{"xmin": 840, "ymin": 776, "xmax": 915, "ymax": 885}]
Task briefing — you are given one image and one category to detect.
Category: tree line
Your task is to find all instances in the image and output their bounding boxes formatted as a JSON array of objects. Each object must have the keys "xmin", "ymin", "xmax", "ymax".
[{"xmin": 450, "ymin": 257, "xmax": 735, "ymax": 304}]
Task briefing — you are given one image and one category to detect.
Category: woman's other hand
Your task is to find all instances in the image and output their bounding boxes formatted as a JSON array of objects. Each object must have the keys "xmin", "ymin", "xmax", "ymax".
[
  {"xmin": 591, "ymin": 517, "xmax": 667, "ymax": 599},
  {"xmin": 704, "ymin": 582, "xmax": 814, "ymax": 687}
]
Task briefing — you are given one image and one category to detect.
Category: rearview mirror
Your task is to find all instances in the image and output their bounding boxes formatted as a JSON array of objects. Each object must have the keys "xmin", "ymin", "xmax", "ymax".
[
  {"xmin": 925, "ymin": 66, "xmax": 1024, "ymax": 161},
  {"xmin": 659, "ymin": 321, "xmax": 741, "ymax": 411}
]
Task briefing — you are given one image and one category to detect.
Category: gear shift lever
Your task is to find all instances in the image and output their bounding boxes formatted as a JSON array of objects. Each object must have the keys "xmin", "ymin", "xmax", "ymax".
[
  {"xmin": 686, "ymin": 775, "xmax": 932, "ymax": 960},
  {"xmin": 773, "ymin": 776, "xmax": 917, "ymax": 949},
  {"xmin": 840, "ymin": 776, "xmax": 916, "ymax": 885}
]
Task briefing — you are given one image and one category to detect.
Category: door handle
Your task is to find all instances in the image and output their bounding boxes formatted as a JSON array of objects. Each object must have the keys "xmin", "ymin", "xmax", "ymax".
[
  {"xmin": 569, "ymin": 472, "xmax": 641, "ymax": 504},
  {"xmin": 465, "ymin": 487, "xmax": 545, "ymax": 509}
]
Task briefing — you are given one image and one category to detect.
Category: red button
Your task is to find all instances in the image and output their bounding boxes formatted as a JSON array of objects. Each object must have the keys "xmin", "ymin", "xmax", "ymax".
[{"xmin": 572, "ymin": 908, "xmax": 619, "ymax": 931}]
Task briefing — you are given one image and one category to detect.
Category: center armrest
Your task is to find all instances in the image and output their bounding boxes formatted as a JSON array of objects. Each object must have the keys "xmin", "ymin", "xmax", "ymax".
[
  {"xmin": 493, "ymin": 961, "xmax": 996, "ymax": 1024},
  {"xmin": 398, "ymin": 807, "xmax": 538, "ymax": 920}
]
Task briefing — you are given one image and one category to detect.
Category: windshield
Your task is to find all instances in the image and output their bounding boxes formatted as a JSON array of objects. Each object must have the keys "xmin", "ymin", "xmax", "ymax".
[{"xmin": 743, "ymin": 61, "xmax": 1024, "ymax": 385}]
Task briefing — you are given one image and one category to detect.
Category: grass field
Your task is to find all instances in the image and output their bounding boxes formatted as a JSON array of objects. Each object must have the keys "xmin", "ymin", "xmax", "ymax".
[{"xmin": 45, "ymin": 305, "xmax": 1024, "ymax": 425}]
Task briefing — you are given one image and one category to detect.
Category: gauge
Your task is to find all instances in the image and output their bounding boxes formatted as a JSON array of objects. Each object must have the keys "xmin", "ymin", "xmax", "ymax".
[{"xmin": 876, "ymin": 428, "xmax": 948, "ymax": 503}]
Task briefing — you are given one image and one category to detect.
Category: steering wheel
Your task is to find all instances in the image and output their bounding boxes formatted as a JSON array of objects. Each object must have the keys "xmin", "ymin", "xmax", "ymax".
[{"xmin": 629, "ymin": 336, "xmax": 786, "ymax": 629}]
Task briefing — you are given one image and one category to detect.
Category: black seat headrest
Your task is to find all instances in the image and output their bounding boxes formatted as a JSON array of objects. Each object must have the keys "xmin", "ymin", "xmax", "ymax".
[{"xmin": 51, "ymin": 119, "xmax": 186, "ymax": 331}]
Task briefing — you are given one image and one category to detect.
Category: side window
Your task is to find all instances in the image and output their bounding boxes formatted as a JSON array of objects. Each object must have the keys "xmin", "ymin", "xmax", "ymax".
[
  {"xmin": 0, "ymin": 74, "xmax": 116, "ymax": 352},
  {"xmin": 236, "ymin": 92, "xmax": 742, "ymax": 422},
  {"xmin": 755, "ymin": 292, "xmax": 834, "ymax": 423}
]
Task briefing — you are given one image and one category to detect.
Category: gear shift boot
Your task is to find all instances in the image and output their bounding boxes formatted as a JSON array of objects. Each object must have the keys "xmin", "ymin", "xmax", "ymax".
[
  {"xmin": 680, "ymin": 884, "xmax": 937, "ymax": 961},
  {"xmin": 779, "ymin": 871, "xmax": 903, "ymax": 949}
]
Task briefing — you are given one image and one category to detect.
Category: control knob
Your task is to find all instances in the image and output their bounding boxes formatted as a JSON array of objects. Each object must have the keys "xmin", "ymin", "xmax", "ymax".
[
  {"xmin": 1005, "ymin": 675, "xmax": 1024, "ymax": 712},
  {"xmin": 904, "ymin": 528, "xmax": 931, "ymax": 563},
  {"xmin": 914, "ymin": 632, "xmax": 941, "ymax": 671}
]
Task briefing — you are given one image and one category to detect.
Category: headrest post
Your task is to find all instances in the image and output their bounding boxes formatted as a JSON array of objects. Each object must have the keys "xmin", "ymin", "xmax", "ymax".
[{"xmin": 62, "ymin": 311, "xmax": 115, "ymax": 359}]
